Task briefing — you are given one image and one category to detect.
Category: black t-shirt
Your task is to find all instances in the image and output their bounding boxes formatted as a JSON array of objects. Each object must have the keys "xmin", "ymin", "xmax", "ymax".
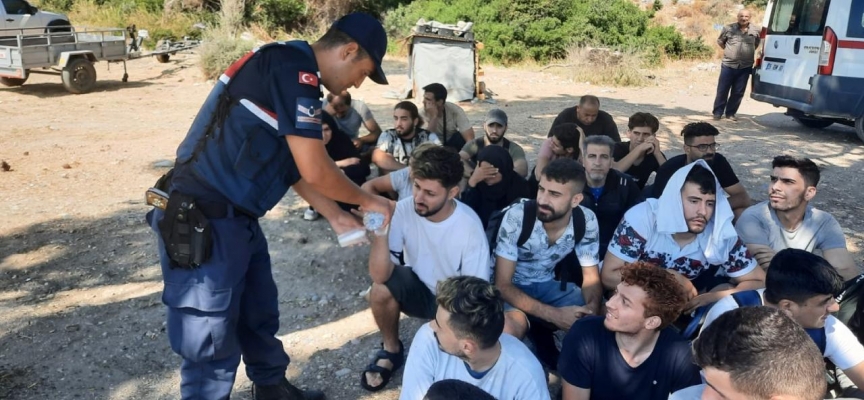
[
  {"xmin": 326, "ymin": 128, "xmax": 369, "ymax": 184},
  {"xmin": 548, "ymin": 106, "xmax": 621, "ymax": 142},
  {"xmin": 649, "ymin": 153, "xmax": 740, "ymax": 198},
  {"xmin": 558, "ymin": 317, "xmax": 702, "ymax": 400},
  {"xmin": 613, "ymin": 141, "xmax": 663, "ymax": 189},
  {"xmin": 579, "ymin": 170, "xmax": 644, "ymax": 259}
]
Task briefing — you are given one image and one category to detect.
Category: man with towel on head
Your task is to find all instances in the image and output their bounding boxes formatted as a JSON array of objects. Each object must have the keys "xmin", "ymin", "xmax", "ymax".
[{"xmin": 600, "ymin": 160, "xmax": 765, "ymax": 314}]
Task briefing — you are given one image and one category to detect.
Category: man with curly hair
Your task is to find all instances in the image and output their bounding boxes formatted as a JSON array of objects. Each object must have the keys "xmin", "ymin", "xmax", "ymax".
[
  {"xmin": 559, "ymin": 261, "xmax": 702, "ymax": 400},
  {"xmin": 400, "ymin": 276, "xmax": 550, "ymax": 400}
]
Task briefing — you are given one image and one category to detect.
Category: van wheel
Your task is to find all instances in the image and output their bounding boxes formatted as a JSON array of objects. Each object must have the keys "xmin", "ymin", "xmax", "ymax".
[
  {"xmin": 855, "ymin": 117, "xmax": 864, "ymax": 144},
  {"xmin": 793, "ymin": 116, "xmax": 834, "ymax": 129}
]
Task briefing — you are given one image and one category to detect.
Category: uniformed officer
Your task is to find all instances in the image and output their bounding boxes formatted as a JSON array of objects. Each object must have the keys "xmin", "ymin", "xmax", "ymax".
[{"xmin": 146, "ymin": 13, "xmax": 394, "ymax": 400}]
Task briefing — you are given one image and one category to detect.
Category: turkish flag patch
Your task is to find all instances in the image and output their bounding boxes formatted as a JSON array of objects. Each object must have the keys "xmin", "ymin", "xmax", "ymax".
[{"xmin": 299, "ymin": 72, "xmax": 318, "ymax": 87}]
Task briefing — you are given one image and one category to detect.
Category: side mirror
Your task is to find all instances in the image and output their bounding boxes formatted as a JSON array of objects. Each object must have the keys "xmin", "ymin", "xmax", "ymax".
[{"xmin": 28, "ymin": 5, "xmax": 38, "ymax": 14}]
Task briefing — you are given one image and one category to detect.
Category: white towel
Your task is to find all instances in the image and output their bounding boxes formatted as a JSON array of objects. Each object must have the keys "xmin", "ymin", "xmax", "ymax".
[{"xmin": 654, "ymin": 159, "xmax": 737, "ymax": 265}]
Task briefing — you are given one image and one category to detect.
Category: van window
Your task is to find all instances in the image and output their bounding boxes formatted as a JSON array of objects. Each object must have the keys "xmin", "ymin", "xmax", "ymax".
[
  {"xmin": 849, "ymin": 0, "xmax": 864, "ymax": 38},
  {"xmin": 768, "ymin": 0, "xmax": 831, "ymax": 35}
]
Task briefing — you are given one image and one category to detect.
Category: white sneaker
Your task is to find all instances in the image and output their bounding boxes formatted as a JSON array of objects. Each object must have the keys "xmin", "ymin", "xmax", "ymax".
[{"xmin": 303, "ymin": 208, "xmax": 319, "ymax": 221}]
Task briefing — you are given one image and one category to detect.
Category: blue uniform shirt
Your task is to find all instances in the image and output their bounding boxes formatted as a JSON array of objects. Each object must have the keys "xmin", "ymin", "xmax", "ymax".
[{"xmin": 171, "ymin": 41, "xmax": 325, "ymax": 216}]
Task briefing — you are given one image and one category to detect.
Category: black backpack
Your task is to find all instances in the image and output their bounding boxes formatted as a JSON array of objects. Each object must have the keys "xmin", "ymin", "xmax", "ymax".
[{"xmin": 485, "ymin": 199, "xmax": 586, "ymax": 290}]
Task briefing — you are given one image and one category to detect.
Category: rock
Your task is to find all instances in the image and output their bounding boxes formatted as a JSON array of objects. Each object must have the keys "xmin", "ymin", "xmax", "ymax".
[
  {"xmin": 335, "ymin": 368, "xmax": 351, "ymax": 377},
  {"xmin": 153, "ymin": 160, "xmax": 174, "ymax": 168},
  {"xmin": 310, "ymin": 294, "xmax": 320, "ymax": 302},
  {"xmin": 62, "ymin": 163, "xmax": 72, "ymax": 169},
  {"xmin": 1, "ymin": 160, "xmax": 11, "ymax": 172}
]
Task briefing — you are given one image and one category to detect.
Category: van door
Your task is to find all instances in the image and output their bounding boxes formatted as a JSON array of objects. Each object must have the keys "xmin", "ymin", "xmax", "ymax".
[{"xmin": 758, "ymin": 0, "xmax": 831, "ymax": 102}]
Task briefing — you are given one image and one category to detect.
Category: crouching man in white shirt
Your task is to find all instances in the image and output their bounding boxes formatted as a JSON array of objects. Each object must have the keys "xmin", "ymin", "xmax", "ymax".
[
  {"xmin": 399, "ymin": 276, "xmax": 551, "ymax": 400},
  {"xmin": 698, "ymin": 248, "xmax": 864, "ymax": 397}
]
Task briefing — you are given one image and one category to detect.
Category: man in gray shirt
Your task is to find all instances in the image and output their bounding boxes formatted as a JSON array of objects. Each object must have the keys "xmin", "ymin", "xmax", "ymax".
[
  {"xmin": 736, "ymin": 156, "xmax": 860, "ymax": 282},
  {"xmin": 712, "ymin": 9, "xmax": 760, "ymax": 121},
  {"xmin": 324, "ymin": 90, "xmax": 383, "ymax": 147}
]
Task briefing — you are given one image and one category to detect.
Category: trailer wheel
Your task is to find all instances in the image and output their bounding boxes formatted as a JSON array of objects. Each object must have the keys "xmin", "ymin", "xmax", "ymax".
[
  {"xmin": 0, "ymin": 73, "xmax": 28, "ymax": 87},
  {"xmin": 62, "ymin": 58, "xmax": 97, "ymax": 94},
  {"xmin": 855, "ymin": 116, "xmax": 864, "ymax": 144},
  {"xmin": 793, "ymin": 116, "xmax": 834, "ymax": 129},
  {"xmin": 156, "ymin": 54, "xmax": 170, "ymax": 63}
]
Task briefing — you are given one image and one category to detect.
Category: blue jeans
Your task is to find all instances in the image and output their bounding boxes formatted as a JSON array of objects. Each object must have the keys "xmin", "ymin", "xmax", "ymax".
[
  {"xmin": 147, "ymin": 208, "xmax": 289, "ymax": 400},
  {"xmin": 713, "ymin": 65, "xmax": 752, "ymax": 117}
]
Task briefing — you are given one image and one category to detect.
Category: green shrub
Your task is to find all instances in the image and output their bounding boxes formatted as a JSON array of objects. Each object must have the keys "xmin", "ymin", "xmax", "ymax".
[
  {"xmin": 743, "ymin": 0, "xmax": 768, "ymax": 8},
  {"xmin": 198, "ymin": 26, "xmax": 254, "ymax": 80},
  {"xmin": 385, "ymin": 0, "xmax": 712, "ymax": 65},
  {"xmin": 247, "ymin": 0, "xmax": 304, "ymax": 33}
]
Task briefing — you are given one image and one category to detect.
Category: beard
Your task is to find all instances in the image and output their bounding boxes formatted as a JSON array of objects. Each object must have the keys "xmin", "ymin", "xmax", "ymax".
[
  {"xmin": 537, "ymin": 204, "xmax": 568, "ymax": 223},
  {"xmin": 415, "ymin": 198, "xmax": 448, "ymax": 218},
  {"xmin": 396, "ymin": 125, "xmax": 416, "ymax": 138},
  {"xmin": 587, "ymin": 171, "xmax": 607, "ymax": 182},
  {"xmin": 769, "ymin": 192, "xmax": 806, "ymax": 212},
  {"xmin": 486, "ymin": 132, "xmax": 504, "ymax": 144}
]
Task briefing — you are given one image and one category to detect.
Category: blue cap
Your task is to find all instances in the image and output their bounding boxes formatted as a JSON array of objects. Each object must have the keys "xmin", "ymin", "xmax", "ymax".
[{"xmin": 333, "ymin": 13, "xmax": 388, "ymax": 85}]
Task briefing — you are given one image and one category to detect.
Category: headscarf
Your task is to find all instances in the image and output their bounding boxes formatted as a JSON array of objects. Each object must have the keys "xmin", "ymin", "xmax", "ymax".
[{"xmin": 653, "ymin": 159, "xmax": 737, "ymax": 265}]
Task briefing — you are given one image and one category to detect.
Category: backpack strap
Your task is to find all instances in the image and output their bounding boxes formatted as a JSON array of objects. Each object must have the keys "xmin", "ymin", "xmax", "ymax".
[
  {"xmin": 516, "ymin": 200, "xmax": 537, "ymax": 248},
  {"xmin": 557, "ymin": 207, "xmax": 587, "ymax": 291},
  {"xmin": 571, "ymin": 206, "xmax": 586, "ymax": 244},
  {"xmin": 731, "ymin": 290, "xmax": 764, "ymax": 307},
  {"xmin": 503, "ymin": 138, "xmax": 511, "ymax": 150}
]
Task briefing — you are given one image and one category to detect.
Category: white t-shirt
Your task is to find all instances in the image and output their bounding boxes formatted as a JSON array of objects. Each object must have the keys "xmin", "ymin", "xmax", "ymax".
[
  {"xmin": 607, "ymin": 201, "xmax": 758, "ymax": 280},
  {"xmin": 389, "ymin": 167, "xmax": 414, "ymax": 200},
  {"xmin": 701, "ymin": 289, "xmax": 864, "ymax": 370},
  {"xmin": 389, "ymin": 197, "xmax": 491, "ymax": 294},
  {"xmin": 399, "ymin": 324, "xmax": 551, "ymax": 400}
]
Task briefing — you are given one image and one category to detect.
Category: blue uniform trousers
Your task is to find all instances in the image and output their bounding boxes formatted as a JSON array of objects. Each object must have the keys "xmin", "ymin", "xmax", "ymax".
[
  {"xmin": 712, "ymin": 65, "xmax": 752, "ymax": 118},
  {"xmin": 147, "ymin": 208, "xmax": 290, "ymax": 399}
]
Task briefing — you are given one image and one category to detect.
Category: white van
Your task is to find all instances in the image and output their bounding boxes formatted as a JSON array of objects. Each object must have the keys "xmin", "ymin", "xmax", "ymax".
[{"xmin": 750, "ymin": 0, "xmax": 864, "ymax": 142}]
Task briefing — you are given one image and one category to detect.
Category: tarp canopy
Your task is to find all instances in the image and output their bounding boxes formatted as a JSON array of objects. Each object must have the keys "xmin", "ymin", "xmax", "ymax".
[{"xmin": 407, "ymin": 25, "xmax": 477, "ymax": 102}]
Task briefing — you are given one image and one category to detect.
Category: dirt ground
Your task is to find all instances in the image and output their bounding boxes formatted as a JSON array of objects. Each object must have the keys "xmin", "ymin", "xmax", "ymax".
[{"xmin": 1, "ymin": 51, "xmax": 863, "ymax": 400}]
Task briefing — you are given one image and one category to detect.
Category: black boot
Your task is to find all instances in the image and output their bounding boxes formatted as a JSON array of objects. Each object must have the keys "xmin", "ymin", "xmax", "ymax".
[{"xmin": 252, "ymin": 378, "xmax": 325, "ymax": 400}]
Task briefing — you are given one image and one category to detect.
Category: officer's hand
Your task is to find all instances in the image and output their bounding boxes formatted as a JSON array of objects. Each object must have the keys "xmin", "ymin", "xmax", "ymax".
[
  {"xmin": 329, "ymin": 210, "xmax": 365, "ymax": 239},
  {"xmin": 360, "ymin": 194, "xmax": 396, "ymax": 230}
]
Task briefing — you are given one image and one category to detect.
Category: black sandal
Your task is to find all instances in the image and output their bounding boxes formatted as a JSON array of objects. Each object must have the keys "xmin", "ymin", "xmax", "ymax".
[{"xmin": 359, "ymin": 340, "xmax": 404, "ymax": 392}]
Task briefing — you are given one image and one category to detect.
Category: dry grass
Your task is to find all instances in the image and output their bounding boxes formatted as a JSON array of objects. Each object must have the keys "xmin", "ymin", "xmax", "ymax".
[
  {"xmin": 546, "ymin": 46, "xmax": 650, "ymax": 87},
  {"xmin": 198, "ymin": 25, "xmax": 254, "ymax": 80}
]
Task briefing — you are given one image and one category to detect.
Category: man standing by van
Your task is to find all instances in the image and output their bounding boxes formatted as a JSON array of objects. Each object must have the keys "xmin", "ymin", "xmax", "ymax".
[{"xmin": 713, "ymin": 9, "xmax": 760, "ymax": 121}]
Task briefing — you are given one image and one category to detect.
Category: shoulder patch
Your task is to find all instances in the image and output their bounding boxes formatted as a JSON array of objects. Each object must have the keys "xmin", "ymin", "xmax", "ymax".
[
  {"xmin": 299, "ymin": 71, "xmax": 318, "ymax": 87},
  {"xmin": 296, "ymin": 97, "xmax": 322, "ymax": 130}
]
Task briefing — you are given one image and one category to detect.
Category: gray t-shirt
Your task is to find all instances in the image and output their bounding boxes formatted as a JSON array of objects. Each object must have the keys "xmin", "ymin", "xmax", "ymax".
[
  {"xmin": 718, "ymin": 23, "xmax": 761, "ymax": 69},
  {"xmin": 323, "ymin": 99, "xmax": 374, "ymax": 139},
  {"xmin": 388, "ymin": 167, "xmax": 413, "ymax": 200},
  {"xmin": 736, "ymin": 201, "xmax": 847, "ymax": 253}
]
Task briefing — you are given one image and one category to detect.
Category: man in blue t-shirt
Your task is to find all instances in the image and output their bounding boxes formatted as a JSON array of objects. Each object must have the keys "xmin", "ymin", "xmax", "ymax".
[{"xmin": 558, "ymin": 261, "xmax": 701, "ymax": 400}]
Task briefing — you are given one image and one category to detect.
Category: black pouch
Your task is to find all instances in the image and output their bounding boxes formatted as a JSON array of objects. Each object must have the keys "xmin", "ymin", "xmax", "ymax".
[
  {"xmin": 154, "ymin": 167, "xmax": 174, "ymax": 192},
  {"xmin": 157, "ymin": 192, "xmax": 212, "ymax": 269}
]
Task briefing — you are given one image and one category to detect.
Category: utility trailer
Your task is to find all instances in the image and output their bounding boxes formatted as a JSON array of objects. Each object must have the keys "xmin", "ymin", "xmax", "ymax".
[{"xmin": 0, "ymin": 26, "xmax": 201, "ymax": 94}]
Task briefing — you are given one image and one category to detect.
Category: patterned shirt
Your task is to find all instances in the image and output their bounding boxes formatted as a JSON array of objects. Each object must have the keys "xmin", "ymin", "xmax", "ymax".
[
  {"xmin": 495, "ymin": 201, "xmax": 600, "ymax": 285},
  {"xmin": 607, "ymin": 201, "xmax": 757, "ymax": 280},
  {"xmin": 376, "ymin": 128, "xmax": 441, "ymax": 165}
]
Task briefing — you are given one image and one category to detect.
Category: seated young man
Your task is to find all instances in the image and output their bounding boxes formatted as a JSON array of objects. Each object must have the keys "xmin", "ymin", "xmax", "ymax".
[
  {"xmin": 700, "ymin": 248, "xmax": 864, "ymax": 396},
  {"xmin": 494, "ymin": 158, "xmax": 602, "ymax": 341},
  {"xmin": 685, "ymin": 307, "xmax": 827, "ymax": 400},
  {"xmin": 460, "ymin": 108, "xmax": 529, "ymax": 178},
  {"xmin": 612, "ymin": 112, "xmax": 666, "ymax": 189},
  {"xmin": 580, "ymin": 135, "xmax": 644, "ymax": 259},
  {"xmin": 400, "ymin": 276, "xmax": 550, "ymax": 400},
  {"xmin": 361, "ymin": 146, "xmax": 490, "ymax": 392},
  {"xmin": 422, "ymin": 83, "xmax": 475, "ymax": 150},
  {"xmin": 601, "ymin": 161, "xmax": 765, "ymax": 314},
  {"xmin": 648, "ymin": 122, "xmax": 751, "ymax": 219},
  {"xmin": 361, "ymin": 143, "xmax": 437, "ymax": 201},
  {"xmin": 559, "ymin": 262, "xmax": 701, "ymax": 400},
  {"xmin": 736, "ymin": 155, "xmax": 860, "ymax": 279},
  {"xmin": 323, "ymin": 90, "xmax": 383, "ymax": 148},
  {"xmin": 373, "ymin": 101, "xmax": 441, "ymax": 174}
]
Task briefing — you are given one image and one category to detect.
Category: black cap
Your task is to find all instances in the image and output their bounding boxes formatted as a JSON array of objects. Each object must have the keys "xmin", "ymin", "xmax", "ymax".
[{"xmin": 333, "ymin": 13, "xmax": 388, "ymax": 85}]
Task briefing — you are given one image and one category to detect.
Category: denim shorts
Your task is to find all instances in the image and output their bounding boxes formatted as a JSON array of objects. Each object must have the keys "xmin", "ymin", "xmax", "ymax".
[{"xmin": 504, "ymin": 279, "xmax": 585, "ymax": 313}]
